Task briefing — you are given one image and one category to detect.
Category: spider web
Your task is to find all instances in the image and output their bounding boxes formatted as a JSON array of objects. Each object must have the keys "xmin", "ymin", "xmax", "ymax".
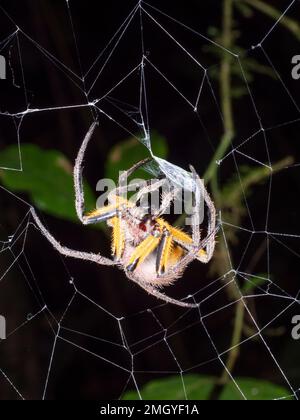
[{"xmin": 0, "ymin": 0, "xmax": 300, "ymax": 400}]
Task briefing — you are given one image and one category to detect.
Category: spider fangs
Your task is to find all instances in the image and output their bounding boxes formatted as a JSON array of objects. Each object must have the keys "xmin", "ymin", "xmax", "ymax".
[{"xmin": 31, "ymin": 122, "xmax": 216, "ymax": 308}]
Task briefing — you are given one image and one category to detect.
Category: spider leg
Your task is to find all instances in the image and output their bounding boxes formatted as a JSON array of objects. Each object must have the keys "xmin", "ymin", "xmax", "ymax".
[
  {"xmin": 153, "ymin": 186, "xmax": 181, "ymax": 219},
  {"xmin": 135, "ymin": 179, "xmax": 181, "ymax": 219},
  {"xmin": 74, "ymin": 122, "xmax": 98, "ymax": 223},
  {"xmin": 170, "ymin": 226, "xmax": 208, "ymax": 262},
  {"xmin": 117, "ymin": 157, "xmax": 152, "ymax": 189},
  {"xmin": 126, "ymin": 234, "xmax": 161, "ymax": 272},
  {"xmin": 84, "ymin": 204, "xmax": 117, "ymax": 225},
  {"xmin": 110, "ymin": 216, "xmax": 125, "ymax": 261},
  {"xmin": 147, "ymin": 233, "xmax": 214, "ymax": 289},
  {"xmin": 31, "ymin": 207, "xmax": 196, "ymax": 308},
  {"xmin": 74, "ymin": 125, "xmax": 153, "ymax": 225},
  {"xmin": 134, "ymin": 178, "xmax": 166, "ymax": 204},
  {"xmin": 149, "ymin": 168, "xmax": 217, "ymax": 282},
  {"xmin": 191, "ymin": 167, "xmax": 201, "ymax": 245},
  {"xmin": 30, "ymin": 207, "xmax": 115, "ymax": 266},
  {"xmin": 189, "ymin": 165, "xmax": 216, "ymax": 263},
  {"xmin": 156, "ymin": 229, "xmax": 173, "ymax": 276},
  {"xmin": 73, "ymin": 123, "xmax": 141, "ymax": 223},
  {"xmin": 85, "ymin": 185, "xmax": 140, "ymax": 225},
  {"xmin": 130, "ymin": 178, "xmax": 169, "ymax": 219},
  {"xmin": 167, "ymin": 166, "xmax": 215, "ymax": 270}
]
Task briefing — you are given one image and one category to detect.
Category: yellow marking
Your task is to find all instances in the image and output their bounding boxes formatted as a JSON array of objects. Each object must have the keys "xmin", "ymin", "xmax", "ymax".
[
  {"xmin": 198, "ymin": 249, "xmax": 207, "ymax": 259},
  {"xmin": 153, "ymin": 218, "xmax": 207, "ymax": 266},
  {"xmin": 168, "ymin": 245, "xmax": 184, "ymax": 267},
  {"xmin": 170, "ymin": 225, "xmax": 207, "ymax": 260},
  {"xmin": 157, "ymin": 233, "xmax": 173, "ymax": 274},
  {"xmin": 85, "ymin": 195, "xmax": 134, "ymax": 221},
  {"xmin": 170, "ymin": 225, "xmax": 193, "ymax": 244},
  {"xmin": 153, "ymin": 218, "xmax": 207, "ymax": 262},
  {"xmin": 127, "ymin": 234, "xmax": 161, "ymax": 269},
  {"xmin": 86, "ymin": 203, "xmax": 117, "ymax": 219},
  {"xmin": 110, "ymin": 217, "xmax": 125, "ymax": 260}
]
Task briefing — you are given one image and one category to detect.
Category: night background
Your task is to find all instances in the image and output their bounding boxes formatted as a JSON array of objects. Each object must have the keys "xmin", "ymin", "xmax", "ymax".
[{"xmin": 0, "ymin": 0, "xmax": 300, "ymax": 400}]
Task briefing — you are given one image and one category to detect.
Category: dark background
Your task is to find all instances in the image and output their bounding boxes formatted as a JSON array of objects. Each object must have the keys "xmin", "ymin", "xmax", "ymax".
[{"xmin": 0, "ymin": 0, "xmax": 300, "ymax": 400}]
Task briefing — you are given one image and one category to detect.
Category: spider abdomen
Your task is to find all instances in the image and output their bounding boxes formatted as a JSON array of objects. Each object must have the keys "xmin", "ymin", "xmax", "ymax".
[{"xmin": 121, "ymin": 244, "xmax": 180, "ymax": 287}]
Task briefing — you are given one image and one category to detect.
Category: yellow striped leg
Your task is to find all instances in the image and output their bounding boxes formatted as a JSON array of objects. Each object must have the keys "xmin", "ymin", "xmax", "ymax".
[
  {"xmin": 170, "ymin": 226, "xmax": 208, "ymax": 262},
  {"xmin": 126, "ymin": 235, "xmax": 161, "ymax": 272},
  {"xmin": 110, "ymin": 216, "xmax": 125, "ymax": 261},
  {"xmin": 156, "ymin": 230, "xmax": 173, "ymax": 276}
]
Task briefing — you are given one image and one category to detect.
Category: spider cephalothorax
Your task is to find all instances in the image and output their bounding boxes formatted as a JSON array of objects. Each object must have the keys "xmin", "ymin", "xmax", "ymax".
[{"xmin": 31, "ymin": 122, "xmax": 216, "ymax": 308}]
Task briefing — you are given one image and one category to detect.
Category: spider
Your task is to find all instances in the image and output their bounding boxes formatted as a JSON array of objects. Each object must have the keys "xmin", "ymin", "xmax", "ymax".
[{"xmin": 30, "ymin": 122, "xmax": 216, "ymax": 308}]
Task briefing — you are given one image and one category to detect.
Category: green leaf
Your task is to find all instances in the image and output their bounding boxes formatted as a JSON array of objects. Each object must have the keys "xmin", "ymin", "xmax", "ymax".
[
  {"xmin": 220, "ymin": 378, "xmax": 291, "ymax": 400},
  {"xmin": 242, "ymin": 273, "xmax": 269, "ymax": 293},
  {"xmin": 123, "ymin": 375, "xmax": 214, "ymax": 400},
  {"xmin": 122, "ymin": 374, "xmax": 291, "ymax": 400},
  {"xmin": 0, "ymin": 144, "xmax": 96, "ymax": 222},
  {"xmin": 105, "ymin": 132, "xmax": 168, "ymax": 181}
]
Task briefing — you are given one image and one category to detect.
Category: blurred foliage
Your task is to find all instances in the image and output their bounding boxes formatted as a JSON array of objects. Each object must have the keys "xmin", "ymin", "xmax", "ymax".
[
  {"xmin": 205, "ymin": 0, "xmax": 300, "ymax": 100},
  {"xmin": 241, "ymin": 273, "xmax": 268, "ymax": 293},
  {"xmin": 241, "ymin": 0, "xmax": 300, "ymax": 41},
  {"xmin": 123, "ymin": 374, "xmax": 290, "ymax": 400},
  {"xmin": 217, "ymin": 157, "xmax": 293, "ymax": 248},
  {"xmin": 204, "ymin": 41, "xmax": 276, "ymax": 99},
  {"xmin": 0, "ymin": 144, "xmax": 95, "ymax": 222},
  {"xmin": 200, "ymin": 0, "xmax": 297, "ymax": 397},
  {"xmin": 105, "ymin": 131, "xmax": 168, "ymax": 181}
]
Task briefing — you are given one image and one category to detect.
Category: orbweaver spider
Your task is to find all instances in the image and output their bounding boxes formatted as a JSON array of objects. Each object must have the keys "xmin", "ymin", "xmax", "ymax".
[{"xmin": 31, "ymin": 122, "xmax": 216, "ymax": 308}]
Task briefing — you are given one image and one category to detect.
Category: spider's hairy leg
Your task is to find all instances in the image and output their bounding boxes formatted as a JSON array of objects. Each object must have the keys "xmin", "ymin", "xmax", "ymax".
[
  {"xmin": 156, "ymin": 229, "xmax": 173, "ymax": 276},
  {"xmin": 170, "ymin": 226, "xmax": 208, "ymax": 263},
  {"xmin": 155, "ymin": 230, "xmax": 186, "ymax": 275},
  {"xmin": 189, "ymin": 165, "xmax": 216, "ymax": 262},
  {"xmin": 109, "ymin": 216, "xmax": 125, "ymax": 261},
  {"xmin": 83, "ymin": 203, "xmax": 117, "ymax": 225},
  {"xmin": 30, "ymin": 207, "xmax": 115, "ymax": 266},
  {"xmin": 117, "ymin": 158, "xmax": 152, "ymax": 188},
  {"xmin": 126, "ymin": 234, "xmax": 161, "ymax": 272},
  {"xmin": 83, "ymin": 194, "xmax": 133, "ymax": 225},
  {"xmin": 153, "ymin": 186, "xmax": 181, "ymax": 219},
  {"xmin": 190, "ymin": 165, "xmax": 201, "ymax": 246},
  {"xmin": 74, "ymin": 122, "xmax": 98, "ymax": 223},
  {"xmin": 126, "ymin": 270, "xmax": 198, "ymax": 308},
  {"xmin": 154, "ymin": 167, "xmax": 217, "ymax": 284},
  {"xmin": 135, "ymin": 178, "xmax": 167, "ymax": 209}
]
